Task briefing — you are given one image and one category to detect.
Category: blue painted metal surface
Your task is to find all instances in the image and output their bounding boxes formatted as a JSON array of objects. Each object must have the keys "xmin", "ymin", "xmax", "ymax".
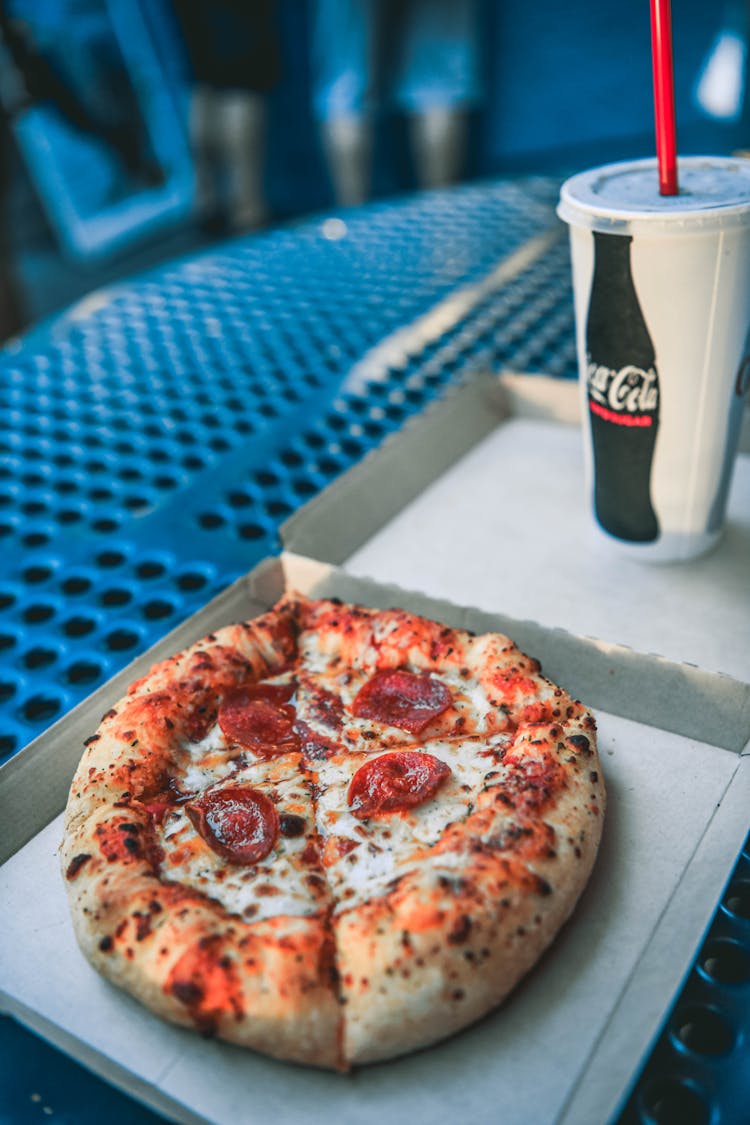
[{"xmin": 0, "ymin": 179, "xmax": 747, "ymax": 1125}]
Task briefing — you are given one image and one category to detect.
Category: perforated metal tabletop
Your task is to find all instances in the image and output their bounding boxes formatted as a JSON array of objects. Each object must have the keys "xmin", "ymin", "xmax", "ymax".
[{"xmin": 1, "ymin": 178, "xmax": 748, "ymax": 1125}]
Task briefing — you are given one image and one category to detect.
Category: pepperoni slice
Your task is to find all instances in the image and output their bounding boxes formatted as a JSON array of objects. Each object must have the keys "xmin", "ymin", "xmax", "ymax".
[
  {"xmin": 243, "ymin": 681, "xmax": 296, "ymax": 707},
  {"xmin": 187, "ymin": 786, "xmax": 279, "ymax": 865},
  {"xmin": 348, "ymin": 751, "xmax": 451, "ymax": 818},
  {"xmin": 218, "ymin": 687, "xmax": 299, "ymax": 755},
  {"xmin": 350, "ymin": 669, "xmax": 453, "ymax": 734}
]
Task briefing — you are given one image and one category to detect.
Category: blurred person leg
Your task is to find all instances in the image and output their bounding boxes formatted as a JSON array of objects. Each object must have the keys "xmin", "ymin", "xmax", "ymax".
[
  {"xmin": 393, "ymin": 0, "xmax": 482, "ymax": 188},
  {"xmin": 172, "ymin": 0, "xmax": 279, "ymax": 231},
  {"xmin": 189, "ymin": 83, "xmax": 221, "ymax": 226},
  {"xmin": 220, "ymin": 89, "xmax": 268, "ymax": 232},
  {"xmin": 311, "ymin": 0, "xmax": 377, "ymax": 207}
]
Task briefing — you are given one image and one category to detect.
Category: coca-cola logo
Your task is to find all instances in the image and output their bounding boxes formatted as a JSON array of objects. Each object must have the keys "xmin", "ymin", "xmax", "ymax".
[{"xmin": 587, "ymin": 362, "xmax": 659, "ymax": 416}]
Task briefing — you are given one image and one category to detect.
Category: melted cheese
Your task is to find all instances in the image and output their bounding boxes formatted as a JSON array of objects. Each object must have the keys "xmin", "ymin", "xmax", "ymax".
[
  {"xmin": 158, "ymin": 762, "xmax": 325, "ymax": 922},
  {"xmin": 312, "ymin": 732, "xmax": 511, "ymax": 912},
  {"xmin": 154, "ymin": 608, "xmax": 555, "ymax": 923}
]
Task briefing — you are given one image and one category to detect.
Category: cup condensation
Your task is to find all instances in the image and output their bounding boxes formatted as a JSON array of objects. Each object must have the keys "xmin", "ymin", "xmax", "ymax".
[{"xmin": 558, "ymin": 156, "xmax": 750, "ymax": 562}]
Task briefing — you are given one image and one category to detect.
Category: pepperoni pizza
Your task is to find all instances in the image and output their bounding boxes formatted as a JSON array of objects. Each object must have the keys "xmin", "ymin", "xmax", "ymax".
[{"xmin": 60, "ymin": 595, "xmax": 605, "ymax": 1069}]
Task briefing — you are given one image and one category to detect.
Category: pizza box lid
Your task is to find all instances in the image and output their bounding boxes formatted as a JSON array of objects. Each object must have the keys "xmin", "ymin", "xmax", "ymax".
[
  {"xmin": 1, "ymin": 374, "xmax": 750, "ymax": 1125},
  {"xmin": 281, "ymin": 369, "xmax": 750, "ymax": 684}
]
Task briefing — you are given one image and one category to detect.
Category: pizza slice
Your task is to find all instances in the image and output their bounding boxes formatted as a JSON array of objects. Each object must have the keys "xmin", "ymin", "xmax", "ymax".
[
  {"xmin": 291, "ymin": 600, "xmax": 604, "ymax": 1063},
  {"xmin": 61, "ymin": 610, "xmax": 341, "ymax": 1067}
]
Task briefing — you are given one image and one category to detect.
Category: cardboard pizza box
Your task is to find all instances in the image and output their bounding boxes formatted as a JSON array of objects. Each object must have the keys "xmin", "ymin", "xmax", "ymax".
[{"xmin": 1, "ymin": 373, "xmax": 749, "ymax": 1125}]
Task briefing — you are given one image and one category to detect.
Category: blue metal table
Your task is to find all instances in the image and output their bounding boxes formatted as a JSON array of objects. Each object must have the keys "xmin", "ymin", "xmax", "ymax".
[{"xmin": 1, "ymin": 179, "xmax": 748, "ymax": 1125}]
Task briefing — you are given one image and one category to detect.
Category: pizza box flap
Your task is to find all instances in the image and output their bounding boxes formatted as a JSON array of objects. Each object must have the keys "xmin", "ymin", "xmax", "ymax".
[
  {"xmin": 279, "ymin": 364, "xmax": 747, "ymax": 570},
  {"xmin": 279, "ymin": 371, "xmax": 578, "ymax": 566}
]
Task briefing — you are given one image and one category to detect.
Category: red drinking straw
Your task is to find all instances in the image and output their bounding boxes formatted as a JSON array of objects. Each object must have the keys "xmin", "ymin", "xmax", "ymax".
[{"xmin": 650, "ymin": 0, "xmax": 678, "ymax": 195}]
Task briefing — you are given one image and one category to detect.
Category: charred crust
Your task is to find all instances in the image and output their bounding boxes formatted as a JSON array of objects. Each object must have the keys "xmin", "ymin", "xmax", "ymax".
[
  {"xmin": 566, "ymin": 735, "xmax": 592, "ymax": 755},
  {"xmin": 446, "ymin": 914, "xmax": 473, "ymax": 944},
  {"xmin": 65, "ymin": 853, "xmax": 91, "ymax": 880},
  {"xmin": 171, "ymin": 980, "xmax": 204, "ymax": 1006},
  {"xmin": 134, "ymin": 912, "xmax": 153, "ymax": 941},
  {"xmin": 98, "ymin": 935, "xmax": 114, "ymax": 952},
  {"xmin": 83, "ymin": 735, "xmax": 100, "ymax": 746}
]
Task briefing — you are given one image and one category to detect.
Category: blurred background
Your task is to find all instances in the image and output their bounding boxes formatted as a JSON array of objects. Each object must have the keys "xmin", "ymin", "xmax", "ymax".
[{"xmin": 1, "ymin": 0, "xmax": 748, "ymax": 347}]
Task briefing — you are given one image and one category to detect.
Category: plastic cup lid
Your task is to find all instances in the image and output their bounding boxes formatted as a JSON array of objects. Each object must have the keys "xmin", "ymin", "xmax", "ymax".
[{"xmin": 558, "ymin": 156, "xmax": 750, "ymax": 235}]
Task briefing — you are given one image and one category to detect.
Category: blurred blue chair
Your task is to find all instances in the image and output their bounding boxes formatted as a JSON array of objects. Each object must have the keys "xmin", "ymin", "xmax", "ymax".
[{"xmin": 0, "ymin": 0, "xmax": 194, "ymax": 263}]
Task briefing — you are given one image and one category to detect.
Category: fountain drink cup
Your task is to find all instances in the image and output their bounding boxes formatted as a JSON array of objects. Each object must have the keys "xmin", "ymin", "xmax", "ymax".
[{"xmin": 558, "ymin": 155, "xmax": 750, "ymax": 562}]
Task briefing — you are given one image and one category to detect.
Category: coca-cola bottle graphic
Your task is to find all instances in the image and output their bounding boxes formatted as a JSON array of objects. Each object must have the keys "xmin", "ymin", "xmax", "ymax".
[{"xmin": 585, "ymin": 231, "xmax": 660, "ymax": 542}]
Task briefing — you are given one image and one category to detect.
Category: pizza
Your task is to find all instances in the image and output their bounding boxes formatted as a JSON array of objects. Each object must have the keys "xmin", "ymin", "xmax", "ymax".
[{"xmin": 60, "ymin": 594, "xmax": 605, "ymax": 1069}]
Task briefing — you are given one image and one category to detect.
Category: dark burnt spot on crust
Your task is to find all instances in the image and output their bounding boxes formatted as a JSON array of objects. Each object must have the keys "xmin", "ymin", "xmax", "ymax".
[
  {"xmin": 171, "ymin": 980, "xmax": 204, "ymax": 1006},
  {"xmin": 134, "ymin": 912, "xmax": 153, "ymax": 941},
  {"xmin": 93, "ymin": 818, "xmax": 160, "ymax": 866},
  {"xmin": 535, "ymin": 876, "xmax": 553, "ymax": 896},
  {"xmin": 447, "ymin": 914, "xmax": 473, "ymax": 944},
  {"xmin": 83, "ymin": 734, "xmax": 100, "ymax": 746},
  {"xmin": 98, "ymin": 935, "xmax": 114, "ymax": 952},
  {"xmin": 485, "ymin": 823, "xmax": 532, "ymax": 850},
  {"xmin": 567, "ymin": 734, "xmax": 592, "ymax": 755},
  {"xmin": 65, "ymin": 853, "xmax": 92, "ymax": 879},
  {"xmin": 166, "ymin": 936, "xmax": 244, "ymax": 1030}
]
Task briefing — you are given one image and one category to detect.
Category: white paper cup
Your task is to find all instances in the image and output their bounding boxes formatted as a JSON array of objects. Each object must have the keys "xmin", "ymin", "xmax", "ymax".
[{"xmin": 558, "ymin": 156, "xmax": 750, "ymax": 562}]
